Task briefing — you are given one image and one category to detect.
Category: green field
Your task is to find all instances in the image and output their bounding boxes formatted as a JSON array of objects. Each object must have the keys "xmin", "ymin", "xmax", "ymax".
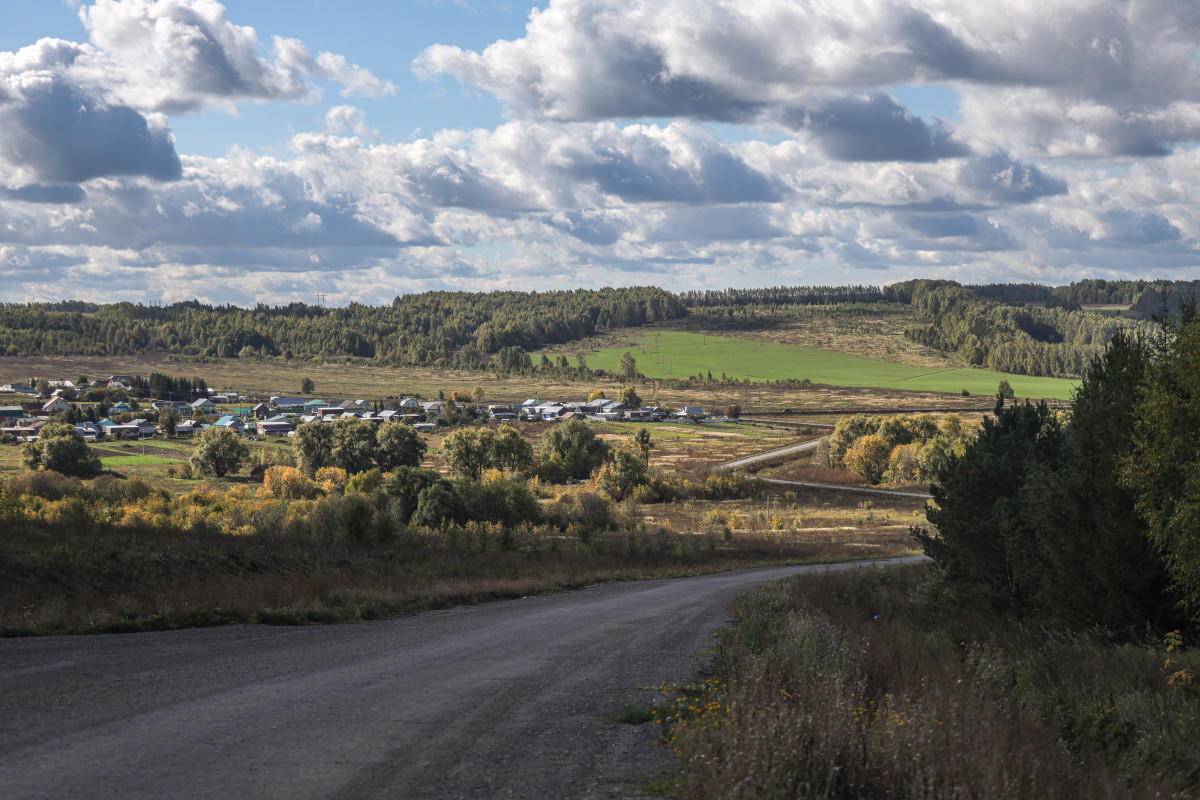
[
  {"xmin": 99, "ymin": 455, "xmax": 186, "ymax": 467},
  {"xmin": 576, "ymin": 331, "xmax": 1079, "ymax": 400}
]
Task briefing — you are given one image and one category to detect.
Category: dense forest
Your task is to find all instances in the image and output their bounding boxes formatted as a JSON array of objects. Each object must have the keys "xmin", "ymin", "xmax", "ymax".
[
  {"xmin": 0, "ymin": 279, "xmax": 1197, "ymax": 380},
  {"xmin": 0, "ymin": 288, "xmax": 685, "ymax": 367}
]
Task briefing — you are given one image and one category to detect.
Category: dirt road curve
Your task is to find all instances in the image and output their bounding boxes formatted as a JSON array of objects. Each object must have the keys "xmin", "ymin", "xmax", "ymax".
[{"xmin": 0, "ymin": 558, "xmax": 920, "ymax": 800}]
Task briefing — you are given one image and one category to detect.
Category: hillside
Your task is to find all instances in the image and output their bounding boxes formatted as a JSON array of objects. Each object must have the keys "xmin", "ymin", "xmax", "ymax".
[{"xmin": 0, "ymin": 278, "xmax": 1185, "ymax": 382}]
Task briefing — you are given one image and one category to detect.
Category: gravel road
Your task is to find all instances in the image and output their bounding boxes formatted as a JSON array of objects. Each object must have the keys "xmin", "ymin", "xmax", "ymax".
[{"xmin": 0, "ymin": 558, "xmax": 920, "ymax": 799}]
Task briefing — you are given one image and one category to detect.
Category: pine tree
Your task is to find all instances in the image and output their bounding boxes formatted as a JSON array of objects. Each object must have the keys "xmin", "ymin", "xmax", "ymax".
[
  {"xmin": 914, "ymin": 399, "xmax": 1067, "ymax": 614},
  {"xmin": 1022, "ymin": 332, "xmax": 1176, "ymax": 630}
]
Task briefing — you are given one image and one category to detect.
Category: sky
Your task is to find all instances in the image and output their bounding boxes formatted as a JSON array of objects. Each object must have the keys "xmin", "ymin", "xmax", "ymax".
[{"xmin": 2, "ymin": 0, "xmax": 1200, "ymax": 306}]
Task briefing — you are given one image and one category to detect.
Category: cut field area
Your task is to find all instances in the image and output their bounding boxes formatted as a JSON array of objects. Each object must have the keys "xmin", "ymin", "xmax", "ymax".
[{"xmin": 573, "ymin": 331, "xmax": 1079, "ymax": 400}]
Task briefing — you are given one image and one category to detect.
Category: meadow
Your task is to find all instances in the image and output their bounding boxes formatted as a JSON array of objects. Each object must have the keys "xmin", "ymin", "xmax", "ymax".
[
  {"xmin": 573, "ymin": 330, "xmax": 1080, "ymax": 400},
  {"xmin": 0, "ymin": 412, "xmax": 925, "ymax": 635}
]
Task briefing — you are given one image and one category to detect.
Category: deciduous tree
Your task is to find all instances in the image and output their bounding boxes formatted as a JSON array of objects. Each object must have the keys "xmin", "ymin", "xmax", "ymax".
[
  {"xmin": 376, "ymin": 423, "xmax": 427, "ymax": 470},
  {"xmin": 540, "ymin": 418, "xmax": 609, "ymax": 481},
  {"xmin": 21, "ymin": 422, "xmax": 101, "ymax": 477},
  {"xmin": 189, "ymin": 427, "xmax": 249, "ymax": 478}
]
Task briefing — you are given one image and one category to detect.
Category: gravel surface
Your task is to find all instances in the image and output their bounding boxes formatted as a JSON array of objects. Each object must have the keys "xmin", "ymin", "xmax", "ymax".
[{"xmin": 0, "ymin": 558, "xmax": 920, "ymax": 799}]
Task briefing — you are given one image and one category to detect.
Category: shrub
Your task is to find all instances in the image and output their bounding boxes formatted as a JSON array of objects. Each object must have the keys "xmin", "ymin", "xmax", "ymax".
[
  {"xmin": 261, "ymin": 466, "xmax": 320, "ymax": 500},
  {"xmin": 9, "ymin": 470, "xmax": 85, "ymax": 500},
  {"xmin": 411, "ymin": 482, "xmax": 457, "ymax": 528}
]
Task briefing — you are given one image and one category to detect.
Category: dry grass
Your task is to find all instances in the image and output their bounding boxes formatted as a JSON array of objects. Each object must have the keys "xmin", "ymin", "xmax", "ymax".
[
  {"xmin": 677, "ymin": 305, "xmax": 955, "ymax": 368},
  {"xmin": 0, "ymin": 517, "xmax": 912, "ymax": 636},
  {"xmin": 656, "ymin": 565, "xmax": 1200, "ymax": 799}
]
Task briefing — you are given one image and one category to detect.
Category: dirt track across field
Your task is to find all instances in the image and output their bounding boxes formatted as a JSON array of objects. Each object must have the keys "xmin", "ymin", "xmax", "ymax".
[{"xmin": 0, "ymin": 558, "xmax": 922, "ymax": 799}]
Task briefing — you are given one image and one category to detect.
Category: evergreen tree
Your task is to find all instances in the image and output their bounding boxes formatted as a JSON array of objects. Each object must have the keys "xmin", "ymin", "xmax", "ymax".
[
  {"xmin": 914, "ymin": 399, "xmax": 1068, "ymax": 614},
  {"xmin": 1123, "ymin": 306, "xmax": 1200, "ymax": 620},
  {"xmin": 1022, "ymin": 332, "xmax": 1176, "ymax": 631}
]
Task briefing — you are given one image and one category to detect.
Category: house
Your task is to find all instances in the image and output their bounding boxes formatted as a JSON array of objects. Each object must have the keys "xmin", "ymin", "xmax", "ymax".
[
  {"xmin": 0, "ymin": 383, "xmax": 35, "ymax": 394},
  {"xmin": 106, "ymin": 375, "xmax": 134, "ymax": 387},
  {"xmin": 488, "ymin": 405, "xmax": 518, "ymax": 420},
  {"xmin": 257, "ymin": 419, "xmax": 292, "ymax": 437},
  {"xmin": 41, "ymin": 397, "xmax": 71, "ymax": 414},
  {"xmin": 412, "ymin": 422, "xmax": 437, "ymax": 433},
  {"xmin": 420, "ymin": 401, "xmax": 444, "ymax": 415},
  {"xmin": 75, "ymin": 422, "xmax": 103, "ymax": 441},
  {"xmin": 626, "ymin": 409, "xmax": 654, "ymax": 422},
  {"xmin": 110, "ymin": 401, "xmax": 132, "ymax": 414},
  {"xmin": 398, "ymin": 398, "xmax": 421, "ymax": 409},
  {"xmin": 2, "ymin": 421, "xmax": 43, "ymax": 440},
  {"xmin": 271, "ymin": 397, "xmax": 308, "ymax": 412},
  {"xmin": 303, "ymin": 399, "xmax": 327, "ymax": 412},
  {"xmin": 0, "ymin": 405, "xmax": 24, "ymax": 421},
  {"xmin": 673, "ymin": 406, "xmax": 706, "ymax": 420},
  {"xmin": 644, "ymin": 407, "xmax": 669, "ymax": 420},
  {"xmin": 130, "ymin": 419, "xmax": 157, "ymax": 437},
  {"xmin": 191, "ymin": 397, "xmax": 216, "ymax": 414},
  {"xmin": 106, "ymin": 423, "xmax": 141, "ymax": 440},
  {"xmin": 213, "ymin": 416, "xmax": 245, "ymax": 435},
  {"xmin": 252, "ymin": 403, "xmax": 271, "ymax": 419},
  {"xmin": 175, "ymin": 419, "xmax": 199, "ymax": 437}
]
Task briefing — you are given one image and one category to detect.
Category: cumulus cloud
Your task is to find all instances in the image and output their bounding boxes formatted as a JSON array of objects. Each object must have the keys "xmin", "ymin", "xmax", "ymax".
[
  {"xmin": 7, "ymin": 0, "xmax": 1200, "ymax": 303},
  {"xmin": 0, "ymin": 1, "xmax": 394, "ymax": 191},
  {"xmin": 0, "ymin": 79, "xmax": 182, "ymax": 184},
  {"xmin": 419, "ymin": 0, "xmax": 1200, "ymax": 159},
  {"xmin": 79, "ymin": 0, "xmax": 395, "ymax": 113},
  {"xmin": 780, "ymin": 94, "xmax": 968, "ymax": 162}
]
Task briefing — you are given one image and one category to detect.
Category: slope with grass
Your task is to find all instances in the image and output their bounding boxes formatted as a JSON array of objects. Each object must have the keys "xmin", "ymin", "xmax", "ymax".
[{"xmin": 576, "ymin": 331, "xmax": 1078, "ymax": 399}]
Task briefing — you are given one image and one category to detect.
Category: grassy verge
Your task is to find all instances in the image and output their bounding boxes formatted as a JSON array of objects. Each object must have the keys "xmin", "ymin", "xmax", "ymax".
[
  {"xmin": 0, "ymin": 518, "xmax": 904, "ymax": 636},
  {"xmin": 654, "ymin": 564, "xmax": 1200, "ymax": 799}
]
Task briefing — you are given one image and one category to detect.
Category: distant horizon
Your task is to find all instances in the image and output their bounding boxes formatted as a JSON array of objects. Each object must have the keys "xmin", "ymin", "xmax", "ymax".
[
  {"xmin": 0, "ymin": 275, "xmax": 1185, "ymax": 311},
  {"xmin": 3, "ymin": 2, "xmax": 1200, "ymax": 306}
]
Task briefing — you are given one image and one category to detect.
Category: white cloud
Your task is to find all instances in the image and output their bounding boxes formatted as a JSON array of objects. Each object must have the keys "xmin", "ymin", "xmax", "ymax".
[
  {"xmin": 79, "ymin": 0, "xmax": 395, "ymax": 113},
  {"xmin": 6, "ymin": 0, "xmax": 1200, "ymax": 303},
  {"xmin": 418, "ymin": 0, "xmax": 1200, "ymax": 158}
]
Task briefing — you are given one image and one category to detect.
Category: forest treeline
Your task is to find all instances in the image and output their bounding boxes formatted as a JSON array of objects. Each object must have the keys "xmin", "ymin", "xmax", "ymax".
[
  {"xmin": 0, "ymin": 288, "xmax": 685, "ymax": 366},
  {"xmin": 1, "ymin": 279, "xmax": 1197, "ymax": 380}
]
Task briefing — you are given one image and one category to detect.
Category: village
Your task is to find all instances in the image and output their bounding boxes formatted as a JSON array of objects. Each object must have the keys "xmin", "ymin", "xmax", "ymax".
[{"xmin": 0, "ymin": 374, "xmax": 712, "ymax": 443}]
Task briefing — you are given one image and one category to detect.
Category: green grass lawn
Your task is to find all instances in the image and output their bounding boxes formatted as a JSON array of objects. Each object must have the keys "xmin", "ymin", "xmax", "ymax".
[
  {"xmin": 572, "ymin": 331, "xmax": 1079, "ymax": 400},
  {"xmin": 99, "ymin": 455, "xmax": 187, "ymax": 467}
]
